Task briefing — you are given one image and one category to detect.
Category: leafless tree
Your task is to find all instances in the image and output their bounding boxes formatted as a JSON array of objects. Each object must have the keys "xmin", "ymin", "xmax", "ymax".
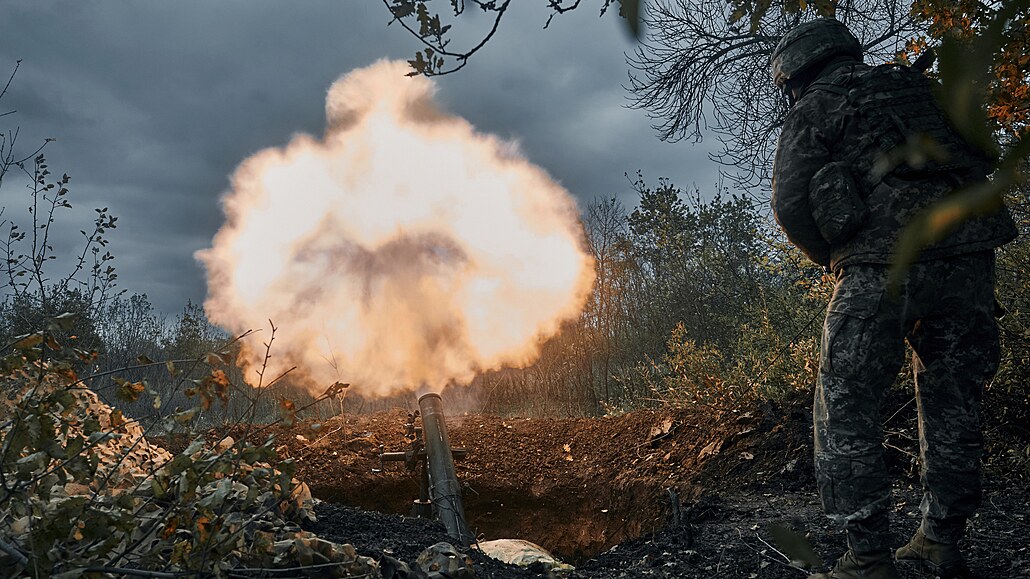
[
  {"xmin": 586, "ymin": 196, "xmax": 630, "ymax": 402},
  {"xmin": 381, "ymin": 2, "xmax": 927, "ymax": 187},
  {"xmin": 629, "ymin": 0, "xmax": 924, "ymax": 190}
]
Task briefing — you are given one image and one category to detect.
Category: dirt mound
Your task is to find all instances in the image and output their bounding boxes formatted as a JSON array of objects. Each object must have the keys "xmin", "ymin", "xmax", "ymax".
[
  {"xmin": 160, "ymin": 392, "xmax": 1030, "ymax": 577},
  {"xmin": 231, "ymin": 397, "xmax": 812, "ymax": 560}
]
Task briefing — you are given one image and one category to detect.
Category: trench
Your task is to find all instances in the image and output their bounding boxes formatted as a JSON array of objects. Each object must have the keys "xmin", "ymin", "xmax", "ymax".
[
  {"xmin": 309, "ymin": 476, "xmax": 669, "ymax": 562},
  {"xmin": 254, "ymin": 407, "xmax": 746, "ymax": 562}
]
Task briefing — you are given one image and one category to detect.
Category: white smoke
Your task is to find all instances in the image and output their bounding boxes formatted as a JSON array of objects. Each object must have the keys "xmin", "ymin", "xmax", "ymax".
[{"xmin": 197, "ymin": 60, "xmax": 595, "ymax": 396}]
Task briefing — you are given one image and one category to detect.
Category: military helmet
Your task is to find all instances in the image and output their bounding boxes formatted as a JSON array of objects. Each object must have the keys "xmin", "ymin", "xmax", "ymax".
[{"xmin": 770, "ymin": 18, "xmax": 862, "ymax": 88}]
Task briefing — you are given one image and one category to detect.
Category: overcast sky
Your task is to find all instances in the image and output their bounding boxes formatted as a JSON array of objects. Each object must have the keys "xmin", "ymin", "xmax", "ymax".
[{"xmin": 0, "ymin": 1, "xmax": 722, "ymax": 315}]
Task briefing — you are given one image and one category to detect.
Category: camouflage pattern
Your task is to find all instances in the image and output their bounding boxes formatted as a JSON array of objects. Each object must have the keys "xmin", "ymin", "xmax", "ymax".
[
  {"xmin": 770, "ymin": 26, "xmax": 1017, "ymax": 556},
  {"xmin": 826, "ymin": 64, "xmax": 993, "ymax": 185},
  {"xmin": 770, "ymin": 18, "xmax": 862, "ymax": 88},
  {"xmin": 815, "ymin": 252, "xmax": 998, "ymax": 553},
  {"xmin": 809, "ymin": 161, "xmax": 868, "ymax": 245},
  {"xmin": 771, "ymin": 62, "xmax": 1018, "ymax": 270}
]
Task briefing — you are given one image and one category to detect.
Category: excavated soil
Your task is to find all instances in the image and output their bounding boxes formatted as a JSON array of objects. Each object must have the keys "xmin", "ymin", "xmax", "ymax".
[
  {"xmin": 196, "ymin": 394, "xmax": 1030, "ymax": 577},
  {"xmin": 256, "ymin": 400, "xmax": 805, "ymax": 559}
]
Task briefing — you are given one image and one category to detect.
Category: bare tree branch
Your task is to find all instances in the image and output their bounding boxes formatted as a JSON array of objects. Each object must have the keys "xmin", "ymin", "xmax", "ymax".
[
  {"xmin": 381, "ymin": 0, "xmax": 636, "ymax": 75},
  {"xmin": 380, "ymin": 0, "xmax": 512, "ymax": 75},
  {"xmin": 628, "ymin": 0, "xmax": 925, "ymax": 190}
]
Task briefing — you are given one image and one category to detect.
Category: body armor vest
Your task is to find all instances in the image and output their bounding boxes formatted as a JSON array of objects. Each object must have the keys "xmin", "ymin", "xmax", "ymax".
[{"xmin": 809, "ymin": 63, "xmax": 992, "ymax": 192}]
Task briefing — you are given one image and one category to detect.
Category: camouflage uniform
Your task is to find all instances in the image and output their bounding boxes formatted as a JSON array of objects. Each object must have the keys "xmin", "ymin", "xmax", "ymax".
[
  {"xmin": 815, "ymin": 253, "xmax": 999, "ymax": 552},
  {"xmin": 771, "ymin": 62, "xmax": 1016, "ymax": 272},
  {"xmin": 771, "ymin": 57, "xmax": 1018, "ymax": 553}
]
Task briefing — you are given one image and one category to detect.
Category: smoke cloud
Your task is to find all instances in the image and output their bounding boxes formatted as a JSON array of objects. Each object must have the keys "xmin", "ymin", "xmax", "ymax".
[{"xmin": 197, "ymin": 60, "xmax": 595, "ymax": 396}]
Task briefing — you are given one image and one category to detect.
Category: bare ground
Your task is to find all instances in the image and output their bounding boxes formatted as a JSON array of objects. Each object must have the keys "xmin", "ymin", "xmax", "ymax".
[{"xmin": 202, "ymin": 393, "xmax": 1030, "ymax": 578}]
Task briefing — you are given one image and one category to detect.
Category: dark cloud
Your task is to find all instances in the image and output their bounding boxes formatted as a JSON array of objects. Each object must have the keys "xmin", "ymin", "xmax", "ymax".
[{"xmin": 0, "ymin": 0, "xmax": 720, "ymax": 314}]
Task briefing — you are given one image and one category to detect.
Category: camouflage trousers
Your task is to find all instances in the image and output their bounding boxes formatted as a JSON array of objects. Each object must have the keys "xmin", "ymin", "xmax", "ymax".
[{"xmin": 815, "ymin": 251, "xmax": 999, "ymax": 553}]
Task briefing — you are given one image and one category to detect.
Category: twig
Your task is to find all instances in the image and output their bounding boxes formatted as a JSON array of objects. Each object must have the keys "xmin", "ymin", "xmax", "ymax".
[
  {"xmin": 883, "ymin": 397, "xmax": 915, "ymax": 426},
  {"xmin": 379, "ymin": 0, "xmax": 511, "ymax": 75},
  {"xmin": 755, "ymin": 532, "xmax": 790, "ymax": 563},
  {"xmin": 0, "ymin": 60, "xmax": 20, "ymax": 102},
  {"xmin": 738, "ymin": 531, "xmax": 810, "ymax": 574},
  {"xmin": 228, "ymin": 564, "xmax": 376, "ymax": 577},
  {"xmin": 296, "ymin": 426, "xmax": 344, "ymax": 458},
  {"xmin": 882, "ymin": 441, "xmax": 917, "ymax": 459},
  {"xmin": 989, "ymin": 496, "xmax": 1030, "ymax": 528},
  {"xmin": 69, "ymin": 358, "xmax": 210, "ymax": 390},
  {"xmin": 80, "ymin": 567, "xmax": 191, "ymax": 578}
]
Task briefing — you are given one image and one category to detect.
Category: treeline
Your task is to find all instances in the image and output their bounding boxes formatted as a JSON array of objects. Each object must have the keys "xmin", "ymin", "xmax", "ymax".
[
  {"xmin": 477, "ymin": 174, "xmax": 1030, "ymax": 419},
  {"xmin": 3, "ymin": 170, "xmax": 1027, "ymax": 422},
  {"xmin": 4, "ymin": 171, "xmax": 820, "ymax": 421},
  {"xmin": 1, "ymin": 292, "xmax": 278, "ymax": 423},
  {"xmin": 474, "ymin": 175, "xmax": 829, "ymax": 416}
]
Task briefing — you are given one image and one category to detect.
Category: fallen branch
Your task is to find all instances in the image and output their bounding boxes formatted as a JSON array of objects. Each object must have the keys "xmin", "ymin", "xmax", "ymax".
[
  {"xmin": 80, "ymin": 568, "xmax": 189, "ymax": 578},
  {"xmin": 227, "ymin": 563, "xmax": 376, "ymax": 577},
  {"xmin": 754, "ymin": 532, "xmax": 790, "ymax": 563}
]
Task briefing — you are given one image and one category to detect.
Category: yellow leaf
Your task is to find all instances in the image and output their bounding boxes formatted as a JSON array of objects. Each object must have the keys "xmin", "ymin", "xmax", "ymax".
[
  {"xmin": 13, "ymin": 333, "xmax": 43, "ymax": 350},
  {"xmin": 196, "ymin": 515, "xmax": 212, "ymax": 543},
  {"xmin": 210, "ymin": 369, "xmax": 230, "ymax": 387},
  {"xmin": 110, "ymin": 409, "xmax": 126, "ymax": 428},
  {"xmin": 162, "ymin": 516, "xmax": 178, "ymax": 539}
]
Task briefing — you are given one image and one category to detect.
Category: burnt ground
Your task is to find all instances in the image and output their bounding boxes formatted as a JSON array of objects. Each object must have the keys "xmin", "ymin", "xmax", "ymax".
[{"xmin": 206, "ymin": 393, "xmax": 1030, "ymax": 578}]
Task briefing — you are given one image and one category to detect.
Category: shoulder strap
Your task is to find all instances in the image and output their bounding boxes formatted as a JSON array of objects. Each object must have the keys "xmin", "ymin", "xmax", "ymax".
[{"xmin": 803, "ymin": 62, "xmax": 862, "ymax": 98}]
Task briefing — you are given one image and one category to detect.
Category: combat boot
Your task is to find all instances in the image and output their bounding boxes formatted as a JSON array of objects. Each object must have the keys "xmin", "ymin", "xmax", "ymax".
[
  {"xmin": 809, "ymin": 549, "xmax": 900, "ymax": 579},
  {"xmin": 895, "ymin": 527, "xmax": 974, "ymax": 578}
]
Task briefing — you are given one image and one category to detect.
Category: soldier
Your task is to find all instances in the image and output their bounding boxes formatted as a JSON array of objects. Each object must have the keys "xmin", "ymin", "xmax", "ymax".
[{"xmin": 769, "ymin": 18, "xmax": 1018, "ymax": 579}]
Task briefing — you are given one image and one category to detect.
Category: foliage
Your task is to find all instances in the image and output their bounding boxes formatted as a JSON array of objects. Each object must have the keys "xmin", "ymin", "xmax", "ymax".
[
  {"xmin": 908, "ymin": 0, "xmax": 1030, "ymax": 140},
  {"xmin": 2, "ymin": 154, "xmax": 120, "ymax": 313},
  {"xmin": 0, "ymin": 205, "xmax": 358, "ymax": 577},
  {"xmin": 381, "ymin": 0, "xmax": 642, "ymax": 76},
  {"xmin": 0, "ymin": 69, "xmax": 375, "ymax": 577},
  {"xmin": 625, "ymin": 176, "xmax": 772, "ymax": 351},
  {"xmin": 634, "ymin": 296, "xmax": 820, "ymax": 411},
  {"xmin": 889, "ymin": 0, "xmax": 1030, "ymax": 285},
  {"xmin": 639, "ymin": 323, "xmax": 741, "ymax": 410},
  {"xmin": 0, "ymin": 339, "xmax": 323, "ymax": 576},
  {"xmin": 618, "ymin": 176, "xmax": 823, "ymax": 408},
  {"xmin": 473, "ymin": 174, "xmax": 826, "ymax": 417},
  {"xmin": 984, "ymin": 174, "xmax": 1030, "ymax": 478}
]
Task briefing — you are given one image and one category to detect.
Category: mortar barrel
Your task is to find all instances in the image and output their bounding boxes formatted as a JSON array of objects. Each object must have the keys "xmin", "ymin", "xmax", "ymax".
[{"xmin": 418, "ymin": 392, "xmax": 474, "ymax": 547}]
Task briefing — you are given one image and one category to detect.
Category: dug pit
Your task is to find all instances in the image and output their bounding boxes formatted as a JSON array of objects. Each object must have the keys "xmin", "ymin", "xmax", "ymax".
[{"xmin": 257, "ymin": 405, "xmax": 797, "ymax": 561}]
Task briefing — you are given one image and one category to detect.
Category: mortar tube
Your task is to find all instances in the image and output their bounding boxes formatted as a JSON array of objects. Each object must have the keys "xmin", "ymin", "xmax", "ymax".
[{"xmin": 418, "ymin": 392, "xmax": 474, "ymax": 547}]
